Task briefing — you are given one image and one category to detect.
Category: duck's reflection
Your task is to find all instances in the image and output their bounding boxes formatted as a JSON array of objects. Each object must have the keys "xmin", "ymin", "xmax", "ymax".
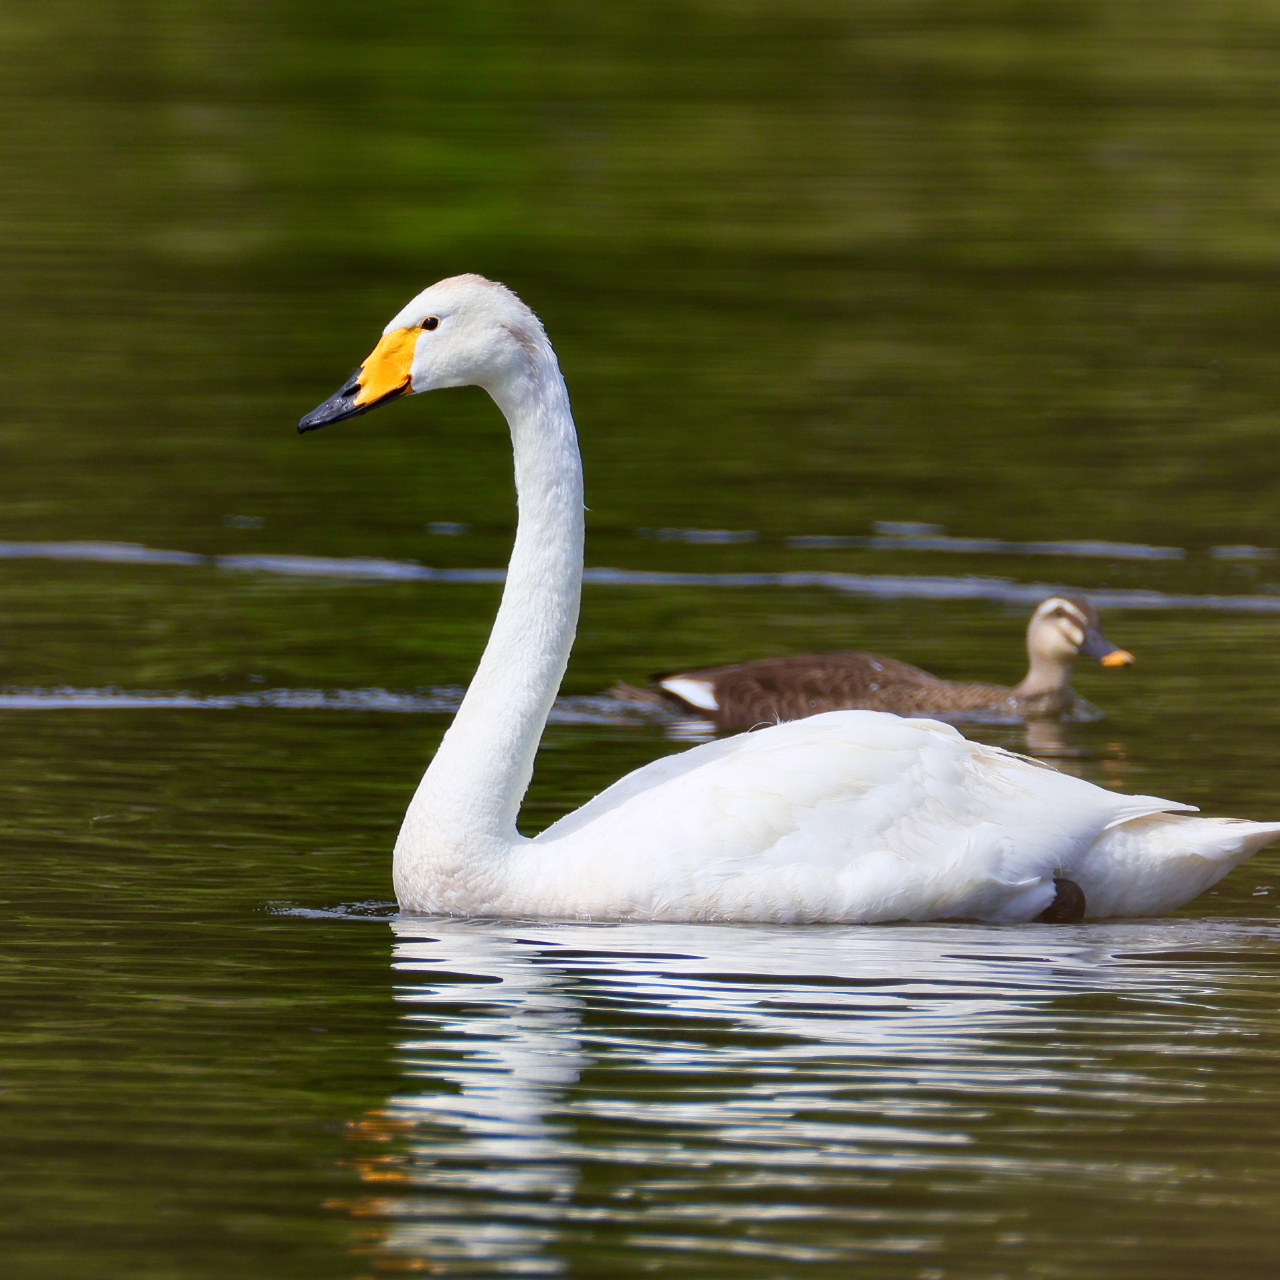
[
  {"xmin": 964, "ymin": 717, "xmax": 1131, "ymax": 785},
  {"xmin": 334, "ymin": 916, "xmax": 1278, "ymax": 1277}
]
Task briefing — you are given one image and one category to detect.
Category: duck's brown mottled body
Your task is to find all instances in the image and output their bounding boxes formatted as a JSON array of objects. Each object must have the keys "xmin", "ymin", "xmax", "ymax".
[{"xmin": 664, "ymin": 652, "xmax": 1077, "ymax": 732}]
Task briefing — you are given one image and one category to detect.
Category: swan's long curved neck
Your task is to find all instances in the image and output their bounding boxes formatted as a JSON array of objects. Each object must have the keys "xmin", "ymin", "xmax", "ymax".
[{"xmin": 396, "ymin": 346, "xmax": 583, "ymax": 874}]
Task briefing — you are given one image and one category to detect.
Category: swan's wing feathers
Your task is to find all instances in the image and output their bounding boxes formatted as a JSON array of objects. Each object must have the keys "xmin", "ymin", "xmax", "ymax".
[
  {"xmin": 539, "ymin": 711, "xmax": 1195, "ymax": 922},
  {"xmin": 536, "ymin": 728, "xmax": 765, "ymax": 842},
  {"xmin": 1100, "ymin": 794, "xmax": 1199, "ymax": 827},
  {"xmin": 538, "ymin": 712, "xmax": 916, "ymax": 848}
]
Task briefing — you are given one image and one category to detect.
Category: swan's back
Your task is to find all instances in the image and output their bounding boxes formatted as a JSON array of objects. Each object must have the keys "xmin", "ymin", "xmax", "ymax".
[{"xmin": 526, "ymin": 711, "xmax": 1205, "ymax": 923}]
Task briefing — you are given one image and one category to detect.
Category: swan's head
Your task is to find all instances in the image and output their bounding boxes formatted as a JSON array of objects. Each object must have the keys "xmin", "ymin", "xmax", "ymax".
[
  {"xmin": 298, "ymin": 274, "xmax": 546, "ymax": 432},
  {"xmin": 1027, "ymin": 595, "xmax": 1134, "ymax": 670}
]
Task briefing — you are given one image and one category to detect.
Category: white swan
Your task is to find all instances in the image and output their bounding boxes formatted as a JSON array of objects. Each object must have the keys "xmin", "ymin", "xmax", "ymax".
[{"xmin": 299, "ymin": 274, "xmax": 1280, "ymax": 923}]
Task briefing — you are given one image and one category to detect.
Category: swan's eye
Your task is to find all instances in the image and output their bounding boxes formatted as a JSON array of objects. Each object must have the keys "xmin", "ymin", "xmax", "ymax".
[{"xmin": 422, "ymin": 317, "xmax": 440, "ymax": 331}]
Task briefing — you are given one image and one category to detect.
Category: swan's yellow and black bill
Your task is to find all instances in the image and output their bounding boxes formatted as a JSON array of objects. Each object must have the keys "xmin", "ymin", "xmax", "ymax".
[
  {"xmin": 298, "ymin": 327, "xmax": 419, "ymax": 433},
  {"xmin": 1079, "ymin": 623, "xmax": 1135, "ymax": 667}
]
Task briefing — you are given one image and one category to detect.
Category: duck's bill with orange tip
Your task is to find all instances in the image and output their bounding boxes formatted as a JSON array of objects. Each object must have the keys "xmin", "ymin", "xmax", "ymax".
[
  {"xmin": 297, "ymin": 327, "xmax": 421, "ymax": 433},
  {"xmin": 1100, "ymin": 648, "xmax": 1136, "ymax": 667},
  {"xmin": 1079, "ymin": 624, "xmax": 1135, "ymax": 667}
]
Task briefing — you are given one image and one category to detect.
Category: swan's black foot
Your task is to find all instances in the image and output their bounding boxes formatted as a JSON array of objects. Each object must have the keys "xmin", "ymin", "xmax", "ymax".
[{"xmin": 1036, "ymin": 877, "xmax": 1086, "ymax": 923}]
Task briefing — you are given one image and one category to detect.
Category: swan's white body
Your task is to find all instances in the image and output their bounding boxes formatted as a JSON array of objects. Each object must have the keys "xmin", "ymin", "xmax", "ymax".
[{"xmin": 302, "ymin": 275, "xmax": 1280, "ymax": 923}]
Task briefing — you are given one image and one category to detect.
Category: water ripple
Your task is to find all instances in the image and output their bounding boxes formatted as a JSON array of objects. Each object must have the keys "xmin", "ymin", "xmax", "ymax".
[
  {"xmin": 787, "ymin": 534, "xmax": 1185, "ymax": 560},
  {"xmin": 0, "ymin": 685, "xmax": 659, "ymax": 725},
  {"xmin": 3, "ymin": 541, "xmax": 1280, "ymax": 612},
  {"xmin": 0, "ymin": 539, "xmax": 205, "ymax": 566}
]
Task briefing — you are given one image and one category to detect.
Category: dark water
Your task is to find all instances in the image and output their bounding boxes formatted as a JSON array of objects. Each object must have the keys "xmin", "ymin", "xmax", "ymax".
[{"xmin": 4, "ymin": 2, "xmax": 1280, "ymax": 1276}]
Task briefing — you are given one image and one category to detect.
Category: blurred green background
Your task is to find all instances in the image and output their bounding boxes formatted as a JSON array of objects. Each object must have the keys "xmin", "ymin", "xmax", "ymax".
[
  {"xmin": 6, "ymin": 5, "xmax": 1280, "ymax": 1279},
  {"xmin": 4, "ymin": 0, "xmax": 1280, "ymax": 563}
]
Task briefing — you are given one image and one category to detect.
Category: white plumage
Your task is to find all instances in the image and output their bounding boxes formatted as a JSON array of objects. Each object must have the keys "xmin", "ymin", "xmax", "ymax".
[
  {"xmin": 299, "ymin": 274, "xmax": 1280, "ymax": 923},
  {"xmin": 453, "ymin": 710, "xmax": 1275, "ymax": 922}
]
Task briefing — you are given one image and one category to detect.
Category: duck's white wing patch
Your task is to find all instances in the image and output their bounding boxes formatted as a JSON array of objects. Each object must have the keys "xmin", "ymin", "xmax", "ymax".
[{"xmin": 658, "ymin": 676, "xmax": 719, "ymax": 711}]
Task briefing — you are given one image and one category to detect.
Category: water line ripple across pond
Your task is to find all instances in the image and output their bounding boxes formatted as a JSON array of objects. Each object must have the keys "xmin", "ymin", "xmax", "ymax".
[
  {"xmin": 0, "ymin": 685, "xmax": 652, "ymax": 725},
  {"xmin": 4, "ymin": 541, "xmax": 1280, "ymax": 612}
]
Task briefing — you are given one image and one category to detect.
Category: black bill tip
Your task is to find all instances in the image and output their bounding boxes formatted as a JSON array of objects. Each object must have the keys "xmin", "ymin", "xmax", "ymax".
[
  {"xmin": 298, "ymin": 370, "xmax": 363, "ymax": 434},
  {"xmin": 298, "ymin": 370, "xmax": 409, "ymax": 434}
]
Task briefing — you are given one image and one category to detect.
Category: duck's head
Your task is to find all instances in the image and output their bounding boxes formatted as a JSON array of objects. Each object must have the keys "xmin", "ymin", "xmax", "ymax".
[
  {"xmin": 1027, "ymin": 595, "xmax": 1134, "ymax": 671},
  {"xmin": 298, "ymin": 275, "xmax": 545, "ymax": 432}
]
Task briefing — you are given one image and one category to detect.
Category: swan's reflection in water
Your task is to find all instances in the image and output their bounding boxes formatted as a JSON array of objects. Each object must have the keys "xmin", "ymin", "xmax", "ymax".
[{"xmin": 338, "ymin": 918, "xmax": 1280, "ymax": 1277}]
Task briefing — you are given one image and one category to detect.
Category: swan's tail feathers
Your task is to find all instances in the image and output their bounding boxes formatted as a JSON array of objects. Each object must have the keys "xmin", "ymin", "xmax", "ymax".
[
  {"xmin": 1194, "ymin": 817, "xmax": 1280, "ymax": 862},
  {"xmin": 1079, "ymin": 815, "xmax": 1280, "ymax": 918}
]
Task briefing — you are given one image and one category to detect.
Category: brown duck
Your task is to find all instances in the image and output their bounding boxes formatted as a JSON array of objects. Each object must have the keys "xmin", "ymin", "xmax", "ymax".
[{"xmin": 646, "ymin": 595, "xmax": 1133, "ymax": 732}]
